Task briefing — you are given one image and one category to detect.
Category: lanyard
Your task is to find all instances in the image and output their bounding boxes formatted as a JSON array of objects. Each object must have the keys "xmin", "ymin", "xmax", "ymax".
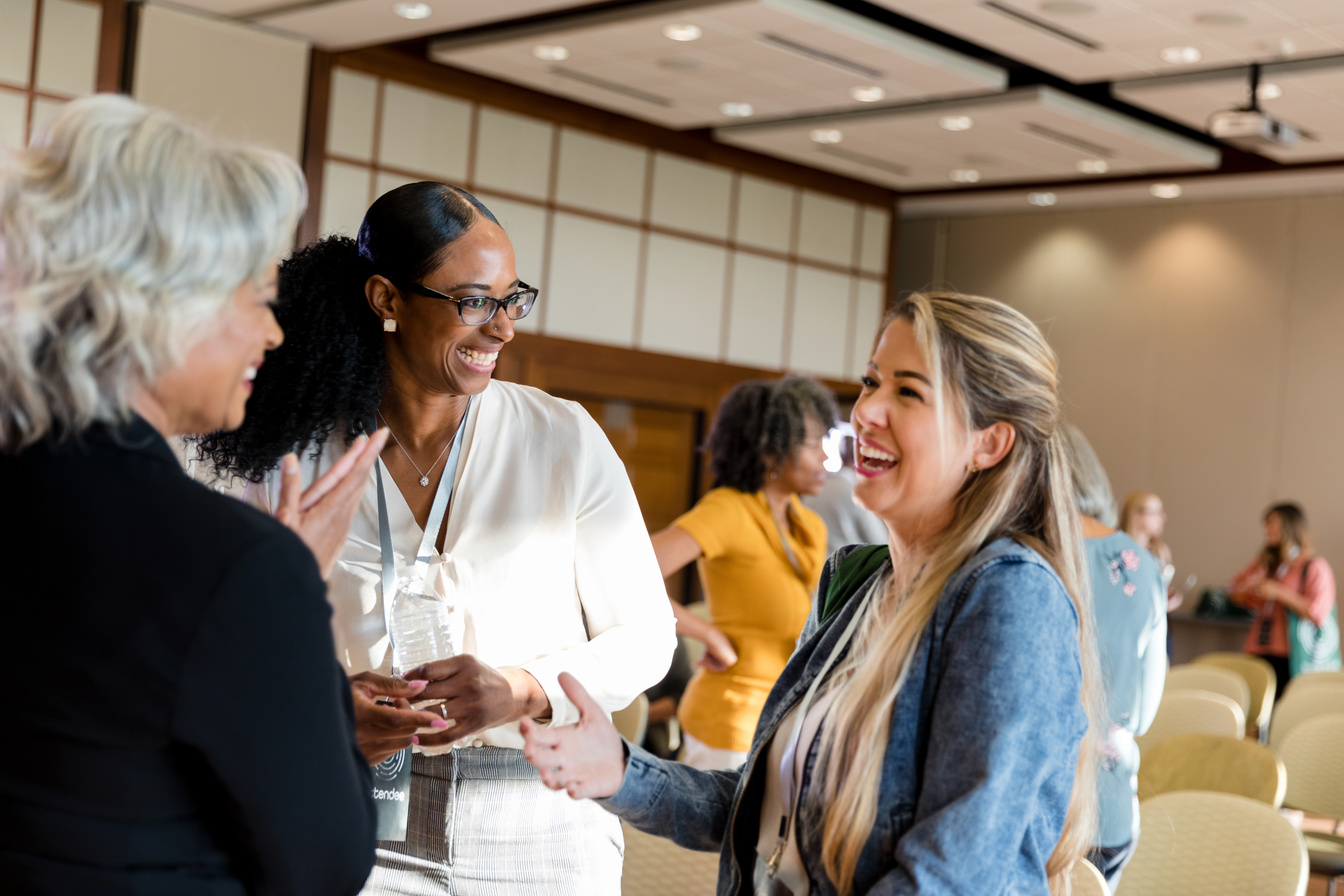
[
  {"xmin": 375, "ymin": 396, "xmax": 473, "ymax": 667},
  {"xmin": 764, "ymin": 572, "xmax": 884, "ymax": 878}
]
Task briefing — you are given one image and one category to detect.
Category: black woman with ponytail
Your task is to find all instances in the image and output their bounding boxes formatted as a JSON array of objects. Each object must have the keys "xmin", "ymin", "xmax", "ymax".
[{"xmin": 199, "ymin": 182, "xmax": 675, "ymax": 895}]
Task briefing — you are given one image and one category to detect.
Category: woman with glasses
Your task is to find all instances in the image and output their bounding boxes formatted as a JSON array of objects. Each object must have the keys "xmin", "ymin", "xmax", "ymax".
[
  {"xmin": 1120, "ymin": 491, "xmax": 1184, "ymax": 612},
  {"xmin": 198, "ymin": 181, "xmax": 675, "ymax": 895}
]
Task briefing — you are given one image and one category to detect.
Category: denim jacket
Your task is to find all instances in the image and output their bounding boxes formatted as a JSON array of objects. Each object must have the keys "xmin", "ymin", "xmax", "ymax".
[{"xmin": 602, "ymin": 538, "xmax": 1087, "ymax": 896}]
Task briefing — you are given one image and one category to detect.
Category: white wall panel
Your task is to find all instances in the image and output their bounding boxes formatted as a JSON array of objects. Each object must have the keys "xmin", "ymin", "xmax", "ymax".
[
  {"xmin": 554, "ymin": 128, "xmax": 646, "ymax": 221},
  {"xmin": 377, "ymin": 82, "xmax": 470, "ymax": 182},
  {"xmin": 639, "ymin": 234, "xmax": 725, "ymax": 360},
  {"xmin": 0, "ymin": 0, "xmax": 35, "ymax": 87},
  {"xmin": 545, "ymin": 211, "xmax": 640, "ymax": 346},
  {"xmin": 473, "ymin": 107, "xmax": 552, "ymax": 200},
  {"xmin": 327, "ymin": 67, "xmax": 377, "ymax": 162},
  {"xmin": 725, "ymin": 252, "xmax": 789, "ymax": 370},
  {"xmin": 797, "ymin": 191, "xmax": 857, "ymax": 266},
  {"xmin": 374, "ymin": 171, "xmax": 419, "ymax": 200},
  {"xmin": 28, "ymin": 96, "xmax": 63, "ymax": 142},
  {"xmin": 36, "ymin": 0, "xmax": 99, "ymax": 96},
  {"xmin": 649, "ymin": 153, "xmax": 731, "ymax": 240},
  {"xmin": 850, "ymin": 278, "xmax": 886, "ymax": 378},
  {"xmin": 475, "ymin": 193, "xmax": 548, "ymax": 332},
  {"xmin": 133, "ymin": 4, "xmax": 308, "ymax": 160},
  {"xmin": 0, "ymin": 90, "xmax": 26, "ymax": 149},
  {"xmin": 788, "ymin": 265, "xmax": 850, "ymax": 379},
  {"xmin": 860, "ymin": 206, "xmax": 890, "ymax": 274},
  {"xmin": 320, "ymin": 160, "xmax": 371, "ymax": 237},
  {"xmin": 736, "ymin": 175, "xmax": 794, "ymax": 253}
]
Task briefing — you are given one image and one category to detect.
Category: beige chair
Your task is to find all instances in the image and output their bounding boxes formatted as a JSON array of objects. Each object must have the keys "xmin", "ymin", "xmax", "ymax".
[
  {"xmin": 1279, "ymin": 713, "xmax": 1344, "ymax": 896},
  {"xmin": 612, "ymin": 693, "xmax": 649, "ymax": 746},
  {"xmin": 1136, "ymin": 733, "xmax": 1285, "ymax": 807},
  {"xmin": 1269, "ymin": 684, "xmax": 1344, "ymax": 748},
  {"xmin": 1069, "ymin": 858, "xmax": 1109, "ymax": 896},
  {"xmin": 1135, "ymin": 689, "xmax": 1245, "ymax": 758},
  {"xmin": 1282, "ymin": 670, "xmax": 1344, "ymax": 700},
  {"xmin": 1114, "ymin": 791, "xmax": 1308, "ymax": 896},
  {"xmin": 1193, "ymin": 652, "xmax": 1277, "ymax": 734},
  {"xmin": 1166, "ymin": 664, "xmax": 1252, "ymax": 720}
]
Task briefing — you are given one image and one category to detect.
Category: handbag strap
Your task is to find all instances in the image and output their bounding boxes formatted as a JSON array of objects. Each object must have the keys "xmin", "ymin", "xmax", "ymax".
[{"xmin": 820, "ymin": 544, "xmax": 890, "ymax": 626}]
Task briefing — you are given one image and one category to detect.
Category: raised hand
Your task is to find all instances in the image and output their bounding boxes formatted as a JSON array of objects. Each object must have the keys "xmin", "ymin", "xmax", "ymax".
[
  {"xmin": 349, "ymin": 672, "xmax": 448, "ymax": 765},
  {"xmin": 273, "ymin": 429, "xmax": 390, "ymax": 578},
  {"xmin": 521, "ymin": 672, "xmax": 626, "ymax": 800}
]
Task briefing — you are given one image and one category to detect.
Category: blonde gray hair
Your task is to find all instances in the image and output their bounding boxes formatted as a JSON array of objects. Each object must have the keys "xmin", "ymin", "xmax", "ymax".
[
  {"xmin": 0, "ymin": 93, "xmax": 306, "ymax": 451},
  {"xmin": 1061, "ymin": 423, "xmax": 1117, "ymax": 526},
  {"xmin": 814, "ymin": 292, "xmax": 1101, "ymax": 895}
]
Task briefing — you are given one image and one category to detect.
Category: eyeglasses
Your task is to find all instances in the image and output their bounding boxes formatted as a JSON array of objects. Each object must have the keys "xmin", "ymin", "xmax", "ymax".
[{"xmin": 404, "ymin": 281, "xmax": 539, "ymax": 326}]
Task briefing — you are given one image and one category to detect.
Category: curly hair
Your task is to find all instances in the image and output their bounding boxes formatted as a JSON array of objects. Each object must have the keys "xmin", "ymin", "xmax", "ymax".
[
  {"xmin": 195, "ymin": 181, "xmax": 497, "ymax": 481},
  {"xmin": 706, "ymin": 375, "xmax": 837, "ymax": 492}
]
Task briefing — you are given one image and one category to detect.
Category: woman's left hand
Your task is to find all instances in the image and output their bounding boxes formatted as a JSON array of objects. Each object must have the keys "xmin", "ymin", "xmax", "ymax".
[
  {"xmin": 1255, "ymin": 579, "xmax": 1293, "ymax": 602},
  {"xmin": 407, "ymin": 656, "xmax": 548, "ymax": 745}
]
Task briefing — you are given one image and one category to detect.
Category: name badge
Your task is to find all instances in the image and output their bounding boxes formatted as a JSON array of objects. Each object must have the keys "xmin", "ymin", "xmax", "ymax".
[{"xmin": 372, "ymin": 747, "xmax": 412, "ymax": 841}]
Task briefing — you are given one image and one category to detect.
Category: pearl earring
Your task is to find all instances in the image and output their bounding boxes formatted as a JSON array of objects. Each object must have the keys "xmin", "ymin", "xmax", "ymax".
[{"xmin": 383, "ymin": 318, "xmax": 397, "ymax": 333}]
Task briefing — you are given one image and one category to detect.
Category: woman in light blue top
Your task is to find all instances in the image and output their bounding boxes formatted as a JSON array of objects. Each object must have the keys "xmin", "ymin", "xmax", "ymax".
[{"xmin": 1062, "ymin": 424, "xmax": 1166, "ymax": 889}]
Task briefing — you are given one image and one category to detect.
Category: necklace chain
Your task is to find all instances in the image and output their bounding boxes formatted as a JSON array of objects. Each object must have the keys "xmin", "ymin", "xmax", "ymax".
[{"xmin": 376, "ymin": 410, "xmax": 455, "ymax": 487}]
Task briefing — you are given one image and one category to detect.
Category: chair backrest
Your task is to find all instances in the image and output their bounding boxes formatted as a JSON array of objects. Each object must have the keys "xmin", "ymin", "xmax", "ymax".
[
  {"xmin": 1279, "ymin": 712, "xmax": 1344, "ymax": 819},
  {"xmin": 1135, "ymin": 689, "xmax": 1246, "ymax": 758},
  {"xmin": 1137, "ymin": 733, "xmax": 1286, "ymax": 807},
  {"xmin": 1192, "ymin": 652, "xmax": 1276, "ymax": 731},
  {"xmin": 612, "ymin": 693, "xmax": 649, "ymax": 746},
  {"xmin": 1282, "ymin": 669, "xmax": 1344, "ymax": 700},
  {"xmin": 1166, "ymin": 664, "xmax": 1252, "ymax": 719},
  {"xmin": 1069, "ymin": 858, "xmax": 1109, "ymax": 896},
  {"xmin": 1269, "ymin": 684, "xmax": 1344, "ymax": 747},
  {"xmin": 1114, "ymin": 791, "xmax": 1308, "ymax": 896}
]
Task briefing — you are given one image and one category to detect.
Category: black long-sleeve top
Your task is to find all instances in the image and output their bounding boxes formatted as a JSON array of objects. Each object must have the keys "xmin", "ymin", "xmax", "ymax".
[{"xmin": 0, "ymin": 415, "xmax": 376, "ymax": 895}]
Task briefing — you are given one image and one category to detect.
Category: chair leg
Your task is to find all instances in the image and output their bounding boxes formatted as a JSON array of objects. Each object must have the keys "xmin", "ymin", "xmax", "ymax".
[{"xmin": 1331, "ymin": 874, "xmax": 1341, "ymax": 896}]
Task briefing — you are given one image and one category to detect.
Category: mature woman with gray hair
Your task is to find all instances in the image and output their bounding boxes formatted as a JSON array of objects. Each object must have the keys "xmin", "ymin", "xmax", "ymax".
[
  {"xmin": 0, "ymin": 95, "xmax": 411, "ymax": 895},
  {"xmin": 1060, "ymin": 423, "xmax": 1166, "ymax": 889}
]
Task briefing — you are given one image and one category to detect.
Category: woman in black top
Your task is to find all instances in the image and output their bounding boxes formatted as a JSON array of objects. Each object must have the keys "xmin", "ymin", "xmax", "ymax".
[{"xmin": 0, "ymin": 95, "xmax": 421, "ymax": 895}]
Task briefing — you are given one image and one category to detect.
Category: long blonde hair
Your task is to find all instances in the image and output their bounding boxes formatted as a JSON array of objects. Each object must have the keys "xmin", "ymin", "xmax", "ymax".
[
  {"xmin": 813, "ymin": 292, "xmax": 1101, "ymax": 895},
  {"xmin": 1119, "ymin": 492, "xmax": 1169, "ymax": 564}
]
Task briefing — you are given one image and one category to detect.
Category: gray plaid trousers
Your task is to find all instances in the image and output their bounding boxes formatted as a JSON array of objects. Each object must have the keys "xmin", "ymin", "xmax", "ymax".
[{"xmin": 360, "ymin": 747, "xmax": 623, "ymax": 896}]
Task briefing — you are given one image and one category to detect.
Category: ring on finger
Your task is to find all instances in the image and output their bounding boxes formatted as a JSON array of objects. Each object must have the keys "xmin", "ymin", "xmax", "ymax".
[{"xmin": 440, "ymin": 703, "xmax": 449, "ymax": 720}]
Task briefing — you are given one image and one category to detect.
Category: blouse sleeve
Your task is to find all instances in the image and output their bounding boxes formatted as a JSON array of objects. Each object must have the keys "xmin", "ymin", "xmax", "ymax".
[
  {"xmin": 1303, "ymin": 559, "xmax": 1337, "ymax": 627},
  {"xmin": 672, "ymin": 489, "xmax": 742, "ymax": 561},
  {"xmin": 519, "ymin": 411, "xmax": 677, "ymax": 726}
]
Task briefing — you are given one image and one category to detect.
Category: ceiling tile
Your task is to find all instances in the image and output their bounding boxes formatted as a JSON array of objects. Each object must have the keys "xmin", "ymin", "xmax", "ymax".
[
  {"xmin": 429, "ymin": 0, "xmax": 1005, "ymax": 130},
  {"xmin": 715, "ymin": 85, "xmax": 1219, "ymax": 189}
]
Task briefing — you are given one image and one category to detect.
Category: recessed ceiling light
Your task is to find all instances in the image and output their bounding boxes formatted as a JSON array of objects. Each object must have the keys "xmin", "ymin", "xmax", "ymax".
[
  {"xmin": 1150, "ymin": 183, "xmax": 1183, "ymax": 199},
  {"xmin": 1257, "ymin": 82, "xmax": 1282, "ymax": 101},
  {"xmin": 1193, "ymin": 11, "xmax": 1248, "ymax": 26},
  {"xmin": 1159, "ymin": 46, "xmax": 1203, "ymax": 65},
  {"xmin": 1039, "ymin": 0, "xmax": 1094, "ymax": 14},
  {"xmin": 1077, "ymin": 159, "xmax": 1109, "ymax": 174},
  {"xmin": 850, "ymin": 85, "xmax": 886, "ymax": 103},
  {"xmin": 532, "ymin": 44, "xmax": 570, "ymax": 62},
  {"xmin": 392, "ymin": 1, "xmax": 431, "ymax": 18},
  {"xmin": 661, "ymin": 23, "xmax": 702, "ymax": 41},
  {"xmin": 938, "ymin": 115, "xmax": 974, "ymax": 132},
  {"xmin": 719, "ymin": 102, "xmax": 754, "ymax": 117},
  {"xmin": 809, "ymin": 128, "xmax": 844, "ymax": 144},
  {"xmin": 1028, "ymin": 192, "xmax": 1057, "ymax": 207},
  {"xmin": 950, "ymin": 169, "xmax": 981, "ymax": 183}
]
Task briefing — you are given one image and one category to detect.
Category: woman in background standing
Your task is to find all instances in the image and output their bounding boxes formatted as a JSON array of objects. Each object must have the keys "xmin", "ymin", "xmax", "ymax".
[
  {"xmin": 1120, "ymin": 491, "xmax": 1184, "ymax": 612},
  {"xmin": 650, "ymin": 377, "xmax": 836, "ymax": 770}
]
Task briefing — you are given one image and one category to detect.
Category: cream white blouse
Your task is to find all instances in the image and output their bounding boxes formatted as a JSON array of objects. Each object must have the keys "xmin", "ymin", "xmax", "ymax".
[{"xmin": 244, "ymin": 379, "xmax": 676, "ymax": 749}]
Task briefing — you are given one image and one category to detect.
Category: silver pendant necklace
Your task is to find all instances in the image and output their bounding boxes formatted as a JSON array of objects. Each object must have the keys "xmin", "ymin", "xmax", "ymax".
[{"xmin": 376, "ymin": 410, "xmax": 456, "ymax": 487}]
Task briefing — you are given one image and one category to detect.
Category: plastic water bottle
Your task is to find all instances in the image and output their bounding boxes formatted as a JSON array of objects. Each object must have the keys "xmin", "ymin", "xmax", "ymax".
[{"xmin": 387, "ymin": 576, "xmax": 455, "ymax": 676}]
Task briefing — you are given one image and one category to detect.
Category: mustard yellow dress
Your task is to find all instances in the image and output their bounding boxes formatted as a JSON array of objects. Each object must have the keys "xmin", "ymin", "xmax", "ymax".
[{"xmin": 673, "ymin": 487, "xmax": 827, "ymax": 753}]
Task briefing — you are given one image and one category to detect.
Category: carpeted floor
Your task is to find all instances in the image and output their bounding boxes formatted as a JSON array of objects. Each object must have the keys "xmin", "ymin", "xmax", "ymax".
[{"xmin": 621, "ymin": 823, "xmax": 721, "ymax": 896}]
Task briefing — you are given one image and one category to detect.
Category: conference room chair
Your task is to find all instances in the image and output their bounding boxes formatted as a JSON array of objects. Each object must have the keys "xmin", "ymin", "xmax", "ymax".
[
  {"xmin": 1193, "ymin": 652, "xmax": 1277, "ymax": 739},
  {"xmin": 1115, "ymin": 791, "xmax": 1308, "ymax": 896},
  {"xmin": 1279, "ymin": 714, "xmax": 1344, "ymax": 896},
  {"xmin": 1135, "ymin": 690, "xmax": 1246, "ymax": 758},
  {"xmin": 1269, "ymin": 685, "xmax": 1344, "ymax": 748},
  {"xmin": 1166, "ymin": 664, "xmax": 1252, "ymax": 721},
  {"xmin": 1136, "ymin": 733, "xmax": 1286, "ymax": 807}
]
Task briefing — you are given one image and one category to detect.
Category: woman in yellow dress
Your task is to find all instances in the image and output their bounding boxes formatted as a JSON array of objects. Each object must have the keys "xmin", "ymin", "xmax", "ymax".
[{"xmin": 651, "ymin": 377, "xmax": 836, "ymax": 770}]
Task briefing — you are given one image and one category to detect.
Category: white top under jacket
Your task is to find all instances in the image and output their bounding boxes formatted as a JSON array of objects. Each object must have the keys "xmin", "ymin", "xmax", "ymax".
[{"xmin": 244, "ymin": 379, "xmax": 676, "ymax": 749}]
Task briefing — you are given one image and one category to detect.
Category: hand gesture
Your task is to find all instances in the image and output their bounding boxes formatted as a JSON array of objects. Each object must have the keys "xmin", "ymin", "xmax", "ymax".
[
  {"xmin": 521, "ymin": 673, "xmax": 626, "ymax": 800},
  {"xmin": 273, "ymin": 429, "xmax": 390, "ymax": 579},
  {"xmin": 406, "ymin": 656, "xmax": 547, "ymax": 746},
  {"xmin": 695, "ymin": 625, "xmax": 739, "ymax": 672},
  {"xmin": 349, "ymin": 672, "xmax": 448, "ymax": 765}
]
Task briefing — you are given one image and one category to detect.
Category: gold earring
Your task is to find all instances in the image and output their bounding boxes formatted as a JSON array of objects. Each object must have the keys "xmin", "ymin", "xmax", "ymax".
[
  {"xmin": 383, "ymin": 319, "xmax": 397, "ymax": 333},
  {"xmin": 968, "ymin": 460, "xmax": 980, "ymax": 475}
]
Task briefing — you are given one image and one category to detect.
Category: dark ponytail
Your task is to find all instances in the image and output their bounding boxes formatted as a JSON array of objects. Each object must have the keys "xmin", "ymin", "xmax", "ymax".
[{"xmin": 196, "ymin": 181, "xmax": 498, "ymax": 482}]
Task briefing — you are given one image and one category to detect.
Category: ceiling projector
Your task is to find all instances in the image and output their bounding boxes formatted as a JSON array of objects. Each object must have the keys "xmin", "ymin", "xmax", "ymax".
[{"xmin": 1208, "ymin": 109, "xmax": 1299, "ymax": 149}]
